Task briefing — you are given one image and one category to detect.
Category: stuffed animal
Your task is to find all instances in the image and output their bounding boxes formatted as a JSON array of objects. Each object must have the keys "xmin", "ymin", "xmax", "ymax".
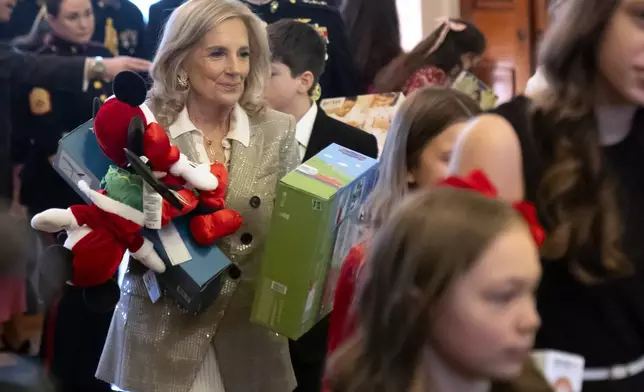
[
  {"xmin": 93, "ymin": 71, "xmax": 217, "ymax": 222},
  {"xmin": 31, "ymin": 179, "xmax": 166, "ymax": 287},
  {"xmin": 97, "ymin": 71, "xmax": 242, "ymax": 245},
  {"xmin": 189, "ymin": 162, "xmax": 243, "ymax": 246}
]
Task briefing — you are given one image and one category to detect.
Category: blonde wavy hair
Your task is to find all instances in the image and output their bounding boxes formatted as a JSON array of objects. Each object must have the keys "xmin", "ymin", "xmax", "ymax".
[{"xmin": 148, "ymin": 0, "xmax": 270, "ymax": 127}]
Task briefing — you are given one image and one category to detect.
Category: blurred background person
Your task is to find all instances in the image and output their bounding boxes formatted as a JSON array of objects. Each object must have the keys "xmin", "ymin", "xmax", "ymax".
[
  {"xmin": 0, "ymin": 0, "xmax": 151, "ymax": 209},
  {"xmin": 450, "ymin": 0, "xmax": 644, "ymax": 390},
  {"xmin": 90, "ymin": 0, "xmax": 145, "ymax": 58},
  {"xmin": 0, "ymin": 0, "xmax": 40, "ymax": 40},
  {"xmin": 341, "ymin": 0, "xmax": 402, "ymax": 92},
  {"xmin": 374, "ymin": 18, "xmax": 485, "ymax": 96},
  {"xmin": 12, "ymin": 0, "xmax": 112, "ymax": 218},
  {"xmin": 327, "ymin": 186, "xmax": 550, "ymax": 392},
  {"xmin": 326, "ymin": 88, "xmax": 482, "ymax": 380}
]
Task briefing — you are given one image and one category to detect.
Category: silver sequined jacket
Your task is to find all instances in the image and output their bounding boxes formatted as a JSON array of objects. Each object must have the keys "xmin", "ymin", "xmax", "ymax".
[{"xmin": 96, "ymin": 107, "xmax": 300, "ymax": 392}]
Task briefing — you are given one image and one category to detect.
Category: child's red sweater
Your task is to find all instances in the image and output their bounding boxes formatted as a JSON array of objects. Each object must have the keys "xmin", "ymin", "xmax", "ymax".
[{"xmin": 327, "ymin": 242, "xmax": 367, "ymax": 359}]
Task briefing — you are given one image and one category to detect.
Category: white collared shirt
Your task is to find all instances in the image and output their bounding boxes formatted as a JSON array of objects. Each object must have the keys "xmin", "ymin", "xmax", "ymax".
[
  {"xmin": 295, "ymin": 104, "xmax": 318, "ymax": 160},
  {"xmin": 167, "ymin": 104, "xmax": 251, "ymax": 165}
]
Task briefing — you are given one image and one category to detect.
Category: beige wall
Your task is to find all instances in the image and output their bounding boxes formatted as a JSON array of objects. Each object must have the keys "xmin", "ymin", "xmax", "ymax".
[{"xmin": 398, "ymin": 0, "xmax": 460, "ymax": 50}]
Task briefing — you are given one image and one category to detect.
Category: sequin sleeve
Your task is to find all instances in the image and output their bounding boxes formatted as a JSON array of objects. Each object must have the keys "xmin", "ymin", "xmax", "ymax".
[{"xmin": 279, "ymin": 114, "xmax": 300, "ymax": 179}]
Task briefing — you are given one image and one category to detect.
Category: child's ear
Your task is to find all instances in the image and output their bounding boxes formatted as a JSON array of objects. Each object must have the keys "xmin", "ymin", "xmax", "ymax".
[{"xmin": 298, "ymin": 71, "xmax": 315, "ymax": 94}]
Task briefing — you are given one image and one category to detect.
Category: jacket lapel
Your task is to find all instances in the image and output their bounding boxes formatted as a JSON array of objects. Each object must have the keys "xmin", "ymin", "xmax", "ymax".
[
  {"xmin": 171, "ymin": 132, "xmax": 201, "ymax": 163},
  {"xmin": 226, "ymin": 123, "xmax": 263, "ymax": 204},
  {"xmin": 303, "ymin": 109, "xmax": 329, "ymax": 161}
]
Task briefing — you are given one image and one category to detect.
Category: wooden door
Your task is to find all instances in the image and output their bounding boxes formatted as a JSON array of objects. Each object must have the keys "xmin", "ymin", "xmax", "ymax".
[{"xmin": 460, "ymin": 0, "xmax": 535, "ymax": 103}]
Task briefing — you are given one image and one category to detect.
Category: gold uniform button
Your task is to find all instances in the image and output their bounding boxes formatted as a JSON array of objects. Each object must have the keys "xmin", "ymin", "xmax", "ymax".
[
  {"xmin": 100, "ymin": 94, "xmax": 107, "ymax": 102},
  {"xmin": 94, "ymin": 80, "xmax": 102, "ymax": 89}
]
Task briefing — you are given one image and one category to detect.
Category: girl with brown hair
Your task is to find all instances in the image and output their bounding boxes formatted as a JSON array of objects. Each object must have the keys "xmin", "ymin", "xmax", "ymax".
[
  {"xmin": 327, "ymin": 177, "xmax": 551, "ymax": 392},
  {"xmin": 326, "ymin": 87, "xmax": 481, "ymax": 371},
  {"xmin": 450, "ymin": 0, "xmax": 644, "ymax": 390},
  {"xmin": 374, "ymin": 18, "xmax": 485, "ymax": 95}
]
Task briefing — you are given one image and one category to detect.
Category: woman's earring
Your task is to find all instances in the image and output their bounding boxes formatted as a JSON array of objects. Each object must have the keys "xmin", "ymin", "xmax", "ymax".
[{"xmin": 177, "ymin": 71, "xmax": 189, "ymax": 89}]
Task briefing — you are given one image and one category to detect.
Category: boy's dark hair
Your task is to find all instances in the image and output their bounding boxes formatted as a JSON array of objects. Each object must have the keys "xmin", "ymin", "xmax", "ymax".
[{"xmin": 267, "ymin": 19, "xmax": 326, "ymax": 96}]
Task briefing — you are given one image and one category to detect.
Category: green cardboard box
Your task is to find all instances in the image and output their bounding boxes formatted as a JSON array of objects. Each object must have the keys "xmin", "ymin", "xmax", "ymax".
[{"xmin": 251, "ymin": 144, "xmax": 378, "ymax": 339}]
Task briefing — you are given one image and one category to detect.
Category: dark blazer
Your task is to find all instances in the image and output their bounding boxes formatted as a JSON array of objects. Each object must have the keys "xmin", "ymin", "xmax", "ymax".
[
  {"xmin": 303, "ymin": 108, "xmax": 378, "ymax": 161},
  {"xmin": 144, "ymin": 0, "xmax": 184, "ymax": 59},
  {"xmin": 291, "ymin": 107, "xmax": 377, "ymax": 392},
  {"xmin": 0, "ymin": 43, "xmax": 85, "ymax": 200}
]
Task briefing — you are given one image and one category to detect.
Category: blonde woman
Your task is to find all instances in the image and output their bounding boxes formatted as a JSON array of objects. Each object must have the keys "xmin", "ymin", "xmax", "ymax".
[{"xmin": 96, "ymin": 1, "xmax": 300, "ymax": 391}]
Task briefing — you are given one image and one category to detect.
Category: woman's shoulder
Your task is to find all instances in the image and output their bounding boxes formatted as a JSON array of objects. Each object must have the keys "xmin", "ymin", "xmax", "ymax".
[
  {"xmin": 247, "ymin": 108, "xmax": 296, "ymax": 136},
  {"xmin": 249, "ymin": 107, "xmax": 293, "ymax": 124},
  {"xmin": 450, "ymin": 110, "xmax": 524, "ymax": 201},
  {"xmin": 455, "ymin": 112, "xmax": 518, "ymax": 154}
]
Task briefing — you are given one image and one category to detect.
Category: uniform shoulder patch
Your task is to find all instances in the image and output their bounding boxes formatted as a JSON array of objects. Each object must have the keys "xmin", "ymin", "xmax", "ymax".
[{"xmin": 29, "ymin": 87, "xmax": 52, "ymax": 116}]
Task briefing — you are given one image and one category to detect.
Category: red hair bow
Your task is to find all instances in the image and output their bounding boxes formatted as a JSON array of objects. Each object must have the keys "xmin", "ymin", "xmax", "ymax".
[{"xmin": 438, "ymin": 170, "xmax": 546, "ymax": 247}]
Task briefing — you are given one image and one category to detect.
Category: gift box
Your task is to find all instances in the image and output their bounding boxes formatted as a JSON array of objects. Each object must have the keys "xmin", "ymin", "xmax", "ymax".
[
  {"xmin": 141, "ymin": 218, "xmax": 231, "ymax": 313},
  {"xmin": 52, "ymin": 119, "xmax": 107, "ymax": 202},
  {"xmin": 451, "ymin": 70, "xmax": 499, "ymax": 110},
  {"xmin": 53, "ymin": 119, "xmax": 231, "ymax": 313},
  {"xmin": 320, "ymin": 92, "xmax": 405, "ymax": 158},
  {"xmin": 251, "ymin": 144, "xmax": 378, "ymax": 339}
]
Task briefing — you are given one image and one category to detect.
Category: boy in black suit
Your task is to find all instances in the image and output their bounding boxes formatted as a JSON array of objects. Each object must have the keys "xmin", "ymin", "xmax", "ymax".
[
  {"xmin": 266, "ymin": 19, "xmax": 378, "ymax": 163},
  {"xmin": 265, "ymin": 19, "xmax": 378, "ymax": 392}
]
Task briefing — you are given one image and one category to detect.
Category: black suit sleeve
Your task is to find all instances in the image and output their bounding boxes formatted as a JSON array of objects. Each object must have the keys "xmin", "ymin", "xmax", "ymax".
[
  {"xmin": 320, "ymin": 11, "xmax": 364, "ymax": 98},
  {"xmin": 4, "ymin": 46, "xmax": 84, "ymax": 92},
  {"xmin": 144, "ymin": 4, "xmax": 162, "ymax": 60},
  {"xmin": 133, "ymin": 8, "xmax": 147, "ymax": 59},
  {"xmin": 10, "ymin": 94, "xmax": 31, "ymax": 165},
  {"xmin": 360, "ymin": 132, "xmax": 379, "ymax": 159}
]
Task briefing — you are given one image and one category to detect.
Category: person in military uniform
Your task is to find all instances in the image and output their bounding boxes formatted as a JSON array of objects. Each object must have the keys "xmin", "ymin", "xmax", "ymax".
[
  {"xmin": 91, "ymin": 0, "xmax": 145, "ymax": 58},
  {"xmin": 0, "ymin": 0, "xmax": 40, "ymax": 40},
  {"xmin": 11, "ymin": 0, "xmax": 117, "ymax": 390},
  {"xmin": 15, "ymin": 0, "xmax": 113, "ymax": 217}
]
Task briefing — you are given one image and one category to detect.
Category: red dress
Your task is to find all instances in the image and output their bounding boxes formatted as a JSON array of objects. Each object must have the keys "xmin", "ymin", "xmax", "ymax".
[
  {"xmin": 327, "ymin": 242, "xmax": 367, "ymax": 356},
  {"xmin": 367, "ymin": 66, "xmax": 447, "ymax": 95},
  {"xmin": 402, "ymin": 66, "xmax": 448, "ymax": 95},
  {"xmin": 323, "ymin": 243, "xmax": 367, "ymax": 392}
]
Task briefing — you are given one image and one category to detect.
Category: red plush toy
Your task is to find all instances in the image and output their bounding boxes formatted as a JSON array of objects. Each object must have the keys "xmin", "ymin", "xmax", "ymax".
[
  {"xmin": 95, "ymin": 71, "xmax": 242, "ymax": 246},
  {"xmin": 93, "ymin": 71, "xmax": 218, "ymax": 224},
  {"xmin": 189, "ymin": 162, "xmax": 243, "ymax": 246},
  {"xmin": 31, "ymin": 180, "xmax": 166, "ymax": 287}
]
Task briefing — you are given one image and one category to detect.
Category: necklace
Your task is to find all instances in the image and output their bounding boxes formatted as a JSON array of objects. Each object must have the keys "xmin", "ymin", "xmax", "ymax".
[{"xmin": 203, "ymin": 134, "xmax": 226, "ymax": 164}]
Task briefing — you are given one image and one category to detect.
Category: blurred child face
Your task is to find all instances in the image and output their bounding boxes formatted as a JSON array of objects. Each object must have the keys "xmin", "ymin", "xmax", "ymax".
[
  {"xmin": 265, "ymin": 62, "xmax": 311, "ymax": 113},
  {"xmin": 596, "ymin": 0, "xmax": 644, "ymax": 105},
  {"xmin": 408, "ymin": 122, "xmax": 466, "ymax": 187},
  {"xmin": 431, "ymin": 223, "xmax": 542, "ymax": 381},
  {"xmin": 48, "ymin": 0, "xmax": 95, "ymax": 45}
]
